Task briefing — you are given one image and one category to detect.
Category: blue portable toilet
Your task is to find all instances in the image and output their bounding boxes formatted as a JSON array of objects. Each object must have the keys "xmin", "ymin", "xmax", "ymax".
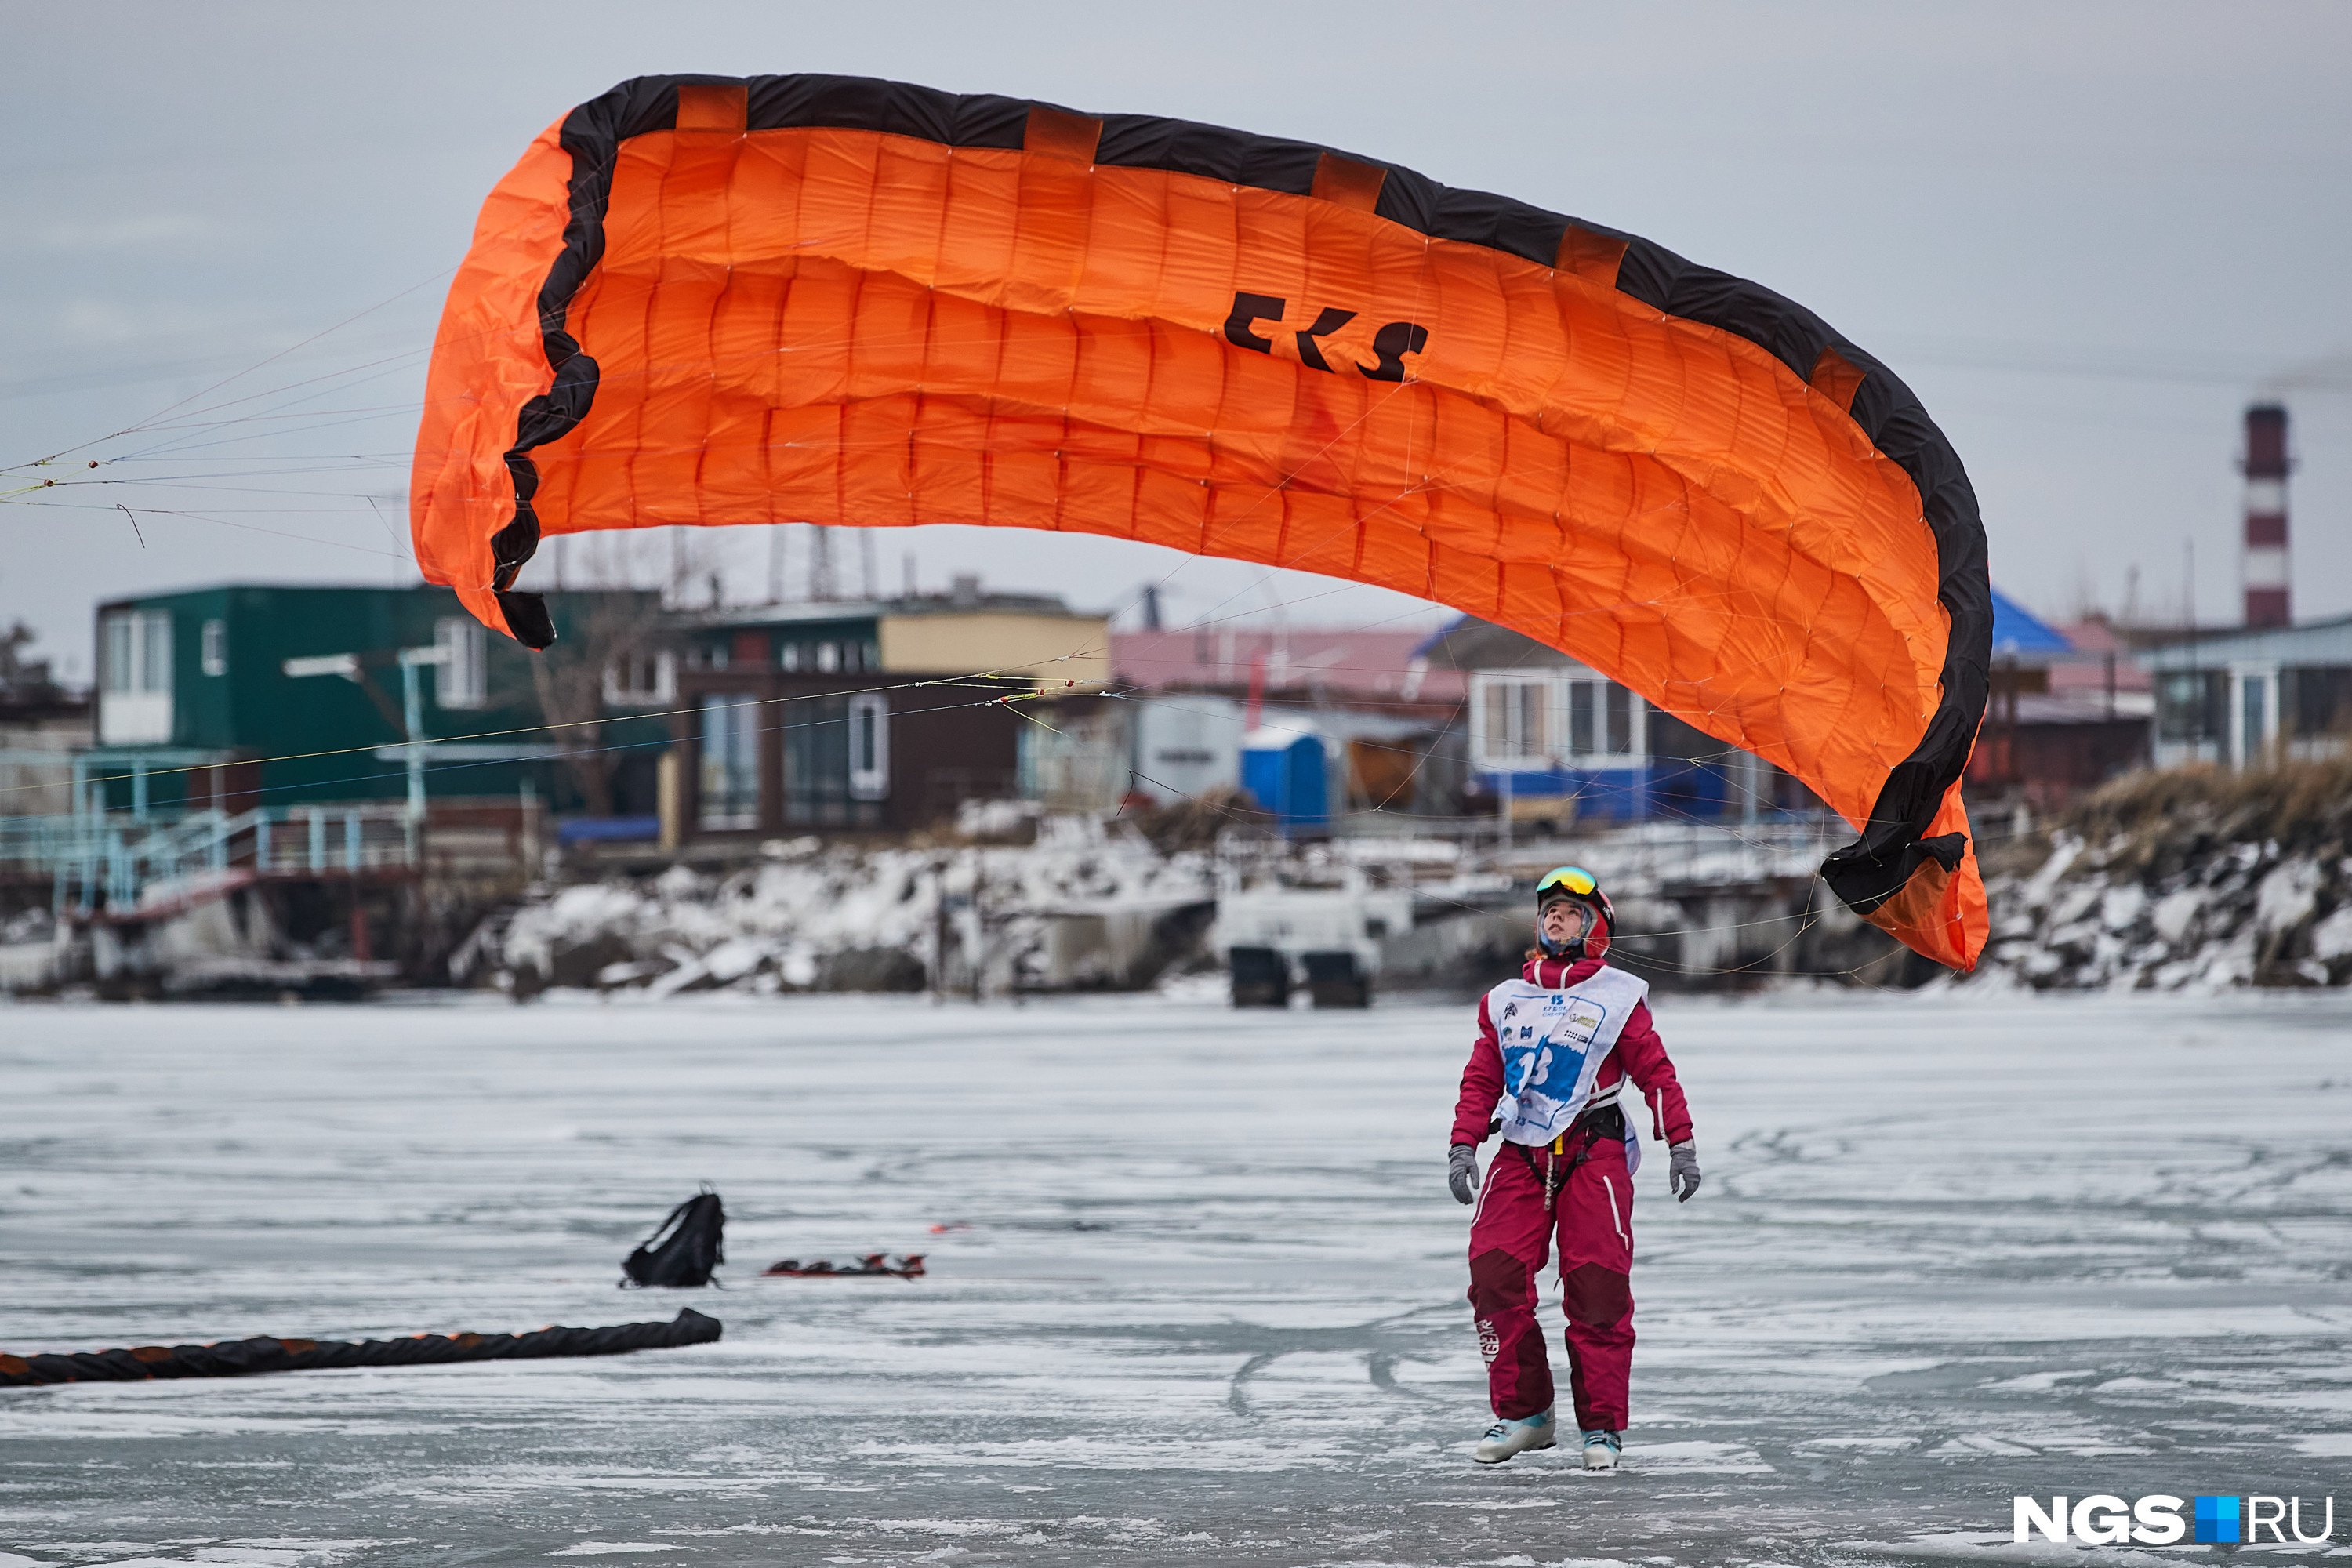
[{"xmin": 1240, "ymin": 725, "xmax": 1329, "ymax": 835}]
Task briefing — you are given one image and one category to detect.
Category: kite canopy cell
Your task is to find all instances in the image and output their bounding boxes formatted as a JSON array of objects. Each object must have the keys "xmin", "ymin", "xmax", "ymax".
[{"xmin": 410, "ymin": 74, "xmax": 1993, "ymax": 970}]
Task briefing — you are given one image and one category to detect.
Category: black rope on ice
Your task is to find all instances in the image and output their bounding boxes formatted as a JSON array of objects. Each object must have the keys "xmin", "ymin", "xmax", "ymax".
[{"xmin": 0, "ymin": 1308, "xmax": 720, "ymax": 1388}]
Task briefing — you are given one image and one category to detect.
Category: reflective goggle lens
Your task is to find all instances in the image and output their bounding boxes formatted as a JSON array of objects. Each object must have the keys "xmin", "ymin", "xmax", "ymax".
[{"xmin": 1536, "ymin": 866, "xmax": 1597, "ymax": 898}]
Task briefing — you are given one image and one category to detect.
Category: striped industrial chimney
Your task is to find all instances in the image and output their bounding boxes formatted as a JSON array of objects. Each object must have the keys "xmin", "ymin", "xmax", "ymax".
[{"xmin": 2241, "ymin": 403, "xmax": 2291, "ymax": 628}]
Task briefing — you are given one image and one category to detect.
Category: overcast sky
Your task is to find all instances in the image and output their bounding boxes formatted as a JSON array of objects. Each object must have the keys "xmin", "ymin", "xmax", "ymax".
[{"xmin": 6, "ymin": 0, "xmax": 2348, "ymax": 679}]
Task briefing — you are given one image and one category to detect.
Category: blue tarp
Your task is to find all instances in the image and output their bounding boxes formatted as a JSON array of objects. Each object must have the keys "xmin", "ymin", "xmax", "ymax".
[
  {"xmin": 1990, "ymin": 588, "xmax": 2073, "ymax": 655},
  {"xmin": 557, "ymin": 815, "xmax": 661, "ymax": 845}
]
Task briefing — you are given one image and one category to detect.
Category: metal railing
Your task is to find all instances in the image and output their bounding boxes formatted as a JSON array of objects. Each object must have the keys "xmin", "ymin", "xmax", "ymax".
[{"xmin": 0, "ymin": 804, "xmax": 418, "ymax": 916}]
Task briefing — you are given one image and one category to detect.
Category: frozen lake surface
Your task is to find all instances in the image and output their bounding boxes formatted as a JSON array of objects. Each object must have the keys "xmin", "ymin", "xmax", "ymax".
[{"xmin": 2, "ymin": 988, "xmax": 2347, "ymax": 1566}]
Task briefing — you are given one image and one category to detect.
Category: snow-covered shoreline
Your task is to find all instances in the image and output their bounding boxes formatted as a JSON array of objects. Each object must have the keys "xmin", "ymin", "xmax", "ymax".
[{"xmin": 1969, "ymin": 760, "xmax": 2352, "ymax": 991}]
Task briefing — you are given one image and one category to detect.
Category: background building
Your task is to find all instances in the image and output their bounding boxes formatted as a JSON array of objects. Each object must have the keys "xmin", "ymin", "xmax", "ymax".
[
  {"xmin": 1417, "ymin": 617, "xmax": 1808, "ymax": 828},
  {"xmin": 1964, "ymin": 590, "xmax": 2151, "ymax": 809},
  {"xmin": 83, "ymin": 583, "xmax": 667, "ymax": 818},
  {"xmin": 1011, "ymin": 624, "xmax": 1468, "ymax": 828},
  {"xmin": 2143, "ymin": 615, "xmax": 2352, "ymax": 770},
  {"xmin": 670, "ymin": 576, "xmax": 1109, "ymax": 840},
  {"xmin": 0, "ymin": 617, "xmax": 88, "ymax": 818}
]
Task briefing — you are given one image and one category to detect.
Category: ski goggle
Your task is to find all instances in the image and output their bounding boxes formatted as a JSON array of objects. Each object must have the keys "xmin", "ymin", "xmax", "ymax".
[{"xmin": 1535, "ymin": 866, "xmax": 1599, "ymax": 902}]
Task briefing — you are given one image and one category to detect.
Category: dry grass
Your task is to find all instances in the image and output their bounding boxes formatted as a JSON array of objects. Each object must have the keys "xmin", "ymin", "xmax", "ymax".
[{"xmin": 2061, "ymin": 757, "xmax": 2352, "ymax": 876}]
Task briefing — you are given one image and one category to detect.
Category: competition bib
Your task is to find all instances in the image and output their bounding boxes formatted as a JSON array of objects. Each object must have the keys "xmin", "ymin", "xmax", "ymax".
[{"xmin": 1486, "ymin": 967, "xmax": 1648, "ymax": 1146}]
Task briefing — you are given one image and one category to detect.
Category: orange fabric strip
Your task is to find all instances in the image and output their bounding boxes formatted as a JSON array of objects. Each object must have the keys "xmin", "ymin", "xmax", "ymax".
[
  {"xmin": 1555, "ymin": 226, "xmax": 1628, "ymax": 288},
  {"xmin": 1809, "ymin": 346, "xmax": 1867, "ymax": 413},
  {"xmin": 1311, "ymin": 152, "xmax": 1388, "ymax": 212},
  {"xmin": 675, "ymin": 84, "xmax": 747, "ymax": 132},
  {"xmin": 1023, "ymin": 105, "xmax": 1102, "ymax": 163}
]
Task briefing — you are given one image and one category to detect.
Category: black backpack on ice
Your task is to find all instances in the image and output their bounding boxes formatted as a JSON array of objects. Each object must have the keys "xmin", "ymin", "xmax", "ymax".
[{"xmin": 622, "ymin": 1191, "xmax": 725, "ymax": 1287}]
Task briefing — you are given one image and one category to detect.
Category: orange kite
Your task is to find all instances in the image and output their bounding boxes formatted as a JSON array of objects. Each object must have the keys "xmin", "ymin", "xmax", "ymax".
[{"xmin": 411, "ymin": 74, "xmax": 1992, "ymax": 969}]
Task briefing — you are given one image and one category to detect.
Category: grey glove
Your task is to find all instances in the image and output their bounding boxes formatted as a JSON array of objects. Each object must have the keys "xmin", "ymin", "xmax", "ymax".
[
  {"xmin": 1668, "ymin": 1140, "xmax": 1701, "ymax": 1203},
  {"xmin": 1447, "ymin": 1145, "xmax": 1480, "ymax": 1206}
]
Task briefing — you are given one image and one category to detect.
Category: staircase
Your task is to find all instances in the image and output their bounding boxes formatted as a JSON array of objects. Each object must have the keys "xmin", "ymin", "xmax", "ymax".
[{"xmin": 0, "ymin": 804, "xmax": 419, "ymax": 918}]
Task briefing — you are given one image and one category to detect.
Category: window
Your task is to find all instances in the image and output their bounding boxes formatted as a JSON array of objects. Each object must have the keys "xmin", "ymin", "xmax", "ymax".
[
  {"xmin": 1473, "ymin": 676, "xmax": 1554, "ymax": 766},
  {"xmin": 2286, "ymin": 666, "xmax": 2352, "ymax": 738},
  {"xmin": 142, "ymin": 614, "xmax": 170, "ymax": 693},
  {"xmin": 602, "ymin": 650, "xmax": 677, "ymax": 707},
  {"xmin": 2157, "ymin": 670, "xmax": 2225, "ymax": 741},
  {"xmin": 783, "ymin": 693, "xmax": 883, "ymax": 827},
  {"xmin": 1471, "ymin": 668, "xmax": 1647, "ymax": 769},
  {"xmin": 1568, "ymin": 674, "xmax": 1637, "ymax": 757},
  {"xmin": 782, "ymin": 636, "xmax": 880, "ymax": 676},
  {"xmin": 101, "ymin": 610, "xmax": 171, "ymax": 694},
  {"xmin": 103, "ymin": 615, "xmax": 133, "ymax": 693},
  {"xmin": 699, "ymin": 695, "xmax": 760, "ymax": 829},
  {"xmin": 434, "ymin": 617, "xmax": 487, "ymax": 709},
  {"xmin": 1606, "ymin": 682, "xmax": 1635, "ymax": 756},
  {"xmin": 200, "ymin": 619, "xmax": 227, "ymax": 677},
  {"xmin": 98, "ymin": 609, "xmax": 173, "ymax": 744},
  {"xmin": 848, "ymin": 693, "xmax": 889, "ymax": 800},
  {"xmin": 785, "ymin": 694, "xmax": 849, "ymax": 825}
]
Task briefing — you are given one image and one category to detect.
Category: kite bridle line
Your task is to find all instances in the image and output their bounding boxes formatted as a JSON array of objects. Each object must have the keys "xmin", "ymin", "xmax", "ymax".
[
  {"xmin": 0, "ymin": 655, "xmax": 1083, "ymax": 802},
  {"xmin": 38, "ymin": 684, "xmax": 1058, "ymax": 819}
]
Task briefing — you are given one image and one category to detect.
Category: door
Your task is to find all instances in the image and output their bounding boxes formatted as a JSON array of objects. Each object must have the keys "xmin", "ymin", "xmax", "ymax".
[{"xmin": 2228, "ymin": 663, "xmax": 2278, "ymax": 770}]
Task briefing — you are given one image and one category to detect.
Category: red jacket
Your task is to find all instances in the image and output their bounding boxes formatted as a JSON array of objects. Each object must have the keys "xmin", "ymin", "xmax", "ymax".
[{"xmin": 1450, "ymin": 954, "xmax": 1693, "ymax": 1149}]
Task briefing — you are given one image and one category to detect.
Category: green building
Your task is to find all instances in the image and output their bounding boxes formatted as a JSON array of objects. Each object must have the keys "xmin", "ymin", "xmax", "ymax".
[{"xmin": 87, "ymin": 584, "xmax": 669, "ymax": 817}]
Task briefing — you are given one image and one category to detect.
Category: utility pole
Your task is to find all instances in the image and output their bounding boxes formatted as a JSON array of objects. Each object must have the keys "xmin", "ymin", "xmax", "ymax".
[
  {"xmin": 931, "ymin": 854, "xmax": 949, "ymax": 1006},
  {"xmin": 968, "ymin": 851, "xmax": 986, "ymax": 1005},
  {"xmin": 395, "ymin": 646, "xmax": 443, "ymax": 825}
]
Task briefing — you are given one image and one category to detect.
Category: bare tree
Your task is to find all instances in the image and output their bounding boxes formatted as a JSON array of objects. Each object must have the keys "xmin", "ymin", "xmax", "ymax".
[
  {"xmin": 0, "ymin": 620, "xmax": 59, "ymax": 700},
  {"xmin": 524, "ymin": 592, "xmax": 674, "ymax": 817},
  {"xmin": 516, "ymin": 528, "xmax": 718, "ymax": 817}
]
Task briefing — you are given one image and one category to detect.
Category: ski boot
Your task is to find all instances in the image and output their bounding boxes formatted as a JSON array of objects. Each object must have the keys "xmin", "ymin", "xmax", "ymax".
[
  {"xmin": 1581, "ymin": 1428, "xmax": 1623, "ymax": 1470},
  {"xmin": 1473, "ymin": 1409, "xmax": 1555, "ymax": 1464}
]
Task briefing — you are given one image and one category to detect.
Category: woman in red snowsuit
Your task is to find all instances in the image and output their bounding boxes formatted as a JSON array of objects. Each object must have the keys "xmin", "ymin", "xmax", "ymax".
[{"xmin": 1447, "ymin": 866, "xmax": 1700, "ymax": 1468}]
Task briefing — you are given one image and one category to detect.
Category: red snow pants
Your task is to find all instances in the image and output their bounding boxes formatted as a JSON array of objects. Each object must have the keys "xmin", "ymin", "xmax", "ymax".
[{"xmin": 1467, "ymin": 1131, "xmax": 1636, "ymax": 1430}]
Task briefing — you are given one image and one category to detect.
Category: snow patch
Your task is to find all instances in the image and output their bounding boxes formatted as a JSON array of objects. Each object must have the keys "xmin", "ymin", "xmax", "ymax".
[
  {"xmin": 2314, "ymin": 906, "xmax": 2352, "ymax": 962},
  {"xmin": 467, "ymin": 821, "xmax": 1219, "ymax": 999},
  {"xmin": 2257, "ymin": 858, "xmax": 2323, "ymax": 934},
  {"xmin": 2150, "ymin": 889, "xmax": 2201, "ymax": 944}
]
